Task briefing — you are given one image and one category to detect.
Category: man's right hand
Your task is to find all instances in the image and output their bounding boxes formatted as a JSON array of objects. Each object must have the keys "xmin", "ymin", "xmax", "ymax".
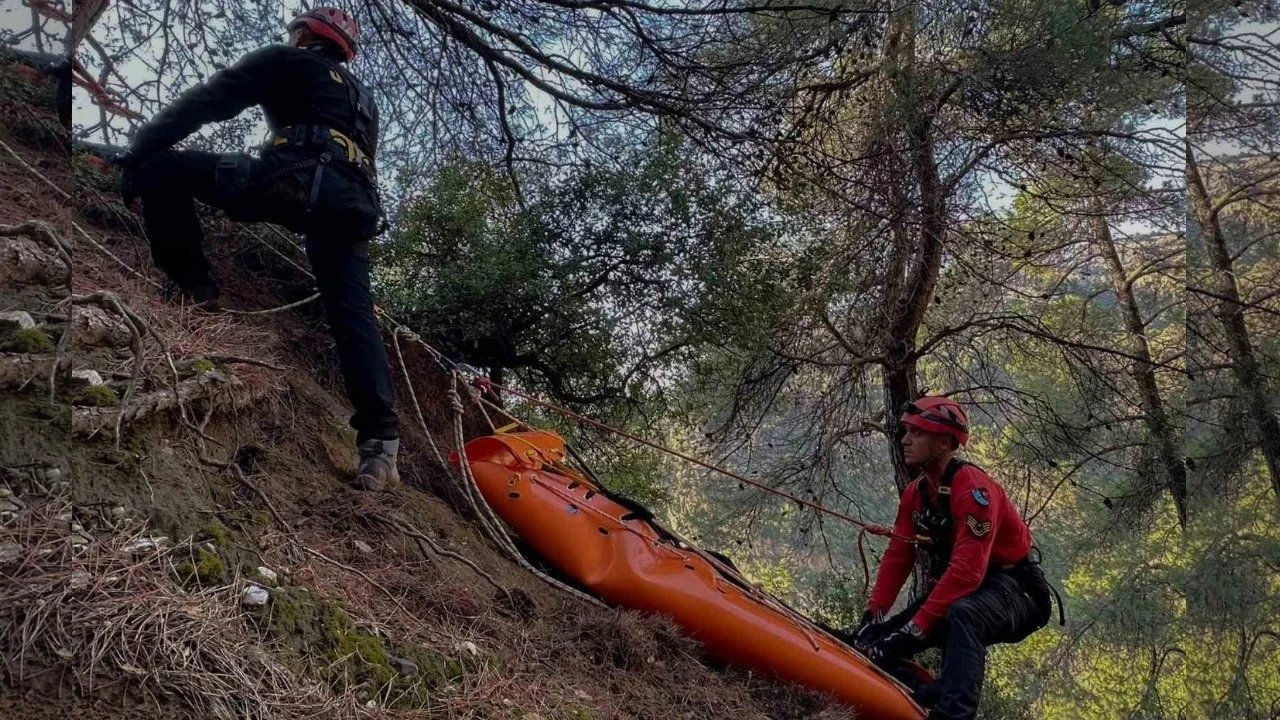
[
  {"xmin": 852, "ymin": 608, "xmax": 885, "ymax": 650},
  {"xmin": 868, "ymin": 622, "xmax": 925, "ymax": 664}
]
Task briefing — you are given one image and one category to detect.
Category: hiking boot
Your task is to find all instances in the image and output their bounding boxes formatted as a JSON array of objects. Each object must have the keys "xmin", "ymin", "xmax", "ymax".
[
  {"xmin": 161, "ymin": 279, "xmax": 222, "ymax": 311},
  {"xmin": 352, "ymin": 438, "xmax": 400, "ymax": 491}
]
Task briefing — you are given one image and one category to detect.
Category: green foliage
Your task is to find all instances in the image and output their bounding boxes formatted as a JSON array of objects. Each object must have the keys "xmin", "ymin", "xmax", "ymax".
[
  {"xmin": 586, "ymin": 443, "xmax": 671, "ymax": 510},
  {"xmin": 72, "ymin": 154, "xmax": 120, "ymax": 193},
  {"xmin": 0, "ymin": 61, "xmax": 56, "ymax": 108},
  {"xmin": 374, "ymin": 137, "xmax": 792, "ymax": 418},
  {"xmin": 342, "ymin": 3, "xmax": 1274, "ymax": 719},
  {"xmin": 804, "ymin": 570, "xmax": 868, "ymax": 631}
]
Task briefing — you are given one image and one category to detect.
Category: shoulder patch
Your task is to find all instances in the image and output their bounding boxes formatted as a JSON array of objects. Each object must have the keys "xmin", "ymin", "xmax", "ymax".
[
  {"xmin": 971, "ymin": 487, "xmax": 989, "ymax": 506},
  {"xmin": 966, "ymin": 514, "xmax": 992, "ymax": 537}
]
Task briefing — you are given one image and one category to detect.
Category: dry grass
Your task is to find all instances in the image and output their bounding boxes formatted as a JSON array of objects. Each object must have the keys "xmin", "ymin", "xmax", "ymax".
[
  {"xmin": 73, "ymin": 262, "xmax": 282, "ymax": 378},
  {"xmin": 0, "ymin": 497, "xmax": 385, "ymax": 720},
  {"xmin": 249, "ymin": 486, "xmax": 849, "ymax": 720}
]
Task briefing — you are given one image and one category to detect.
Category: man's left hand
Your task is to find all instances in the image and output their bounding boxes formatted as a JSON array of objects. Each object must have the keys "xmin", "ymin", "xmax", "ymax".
[{"xmin": 868, "ymin": 621, "xmax": 925, "ymax": 663}]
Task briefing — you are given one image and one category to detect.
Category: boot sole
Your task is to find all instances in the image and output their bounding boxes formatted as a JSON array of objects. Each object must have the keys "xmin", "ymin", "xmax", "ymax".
[{"xmin": 350, "ymin": 472, "xmax": 400, "ymax": 492}]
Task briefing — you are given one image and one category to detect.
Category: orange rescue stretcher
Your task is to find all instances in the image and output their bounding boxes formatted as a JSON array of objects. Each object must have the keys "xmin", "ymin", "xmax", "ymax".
[{"xmin": 452, "ymin": 429, "xmax": 927, "ymax": 720}]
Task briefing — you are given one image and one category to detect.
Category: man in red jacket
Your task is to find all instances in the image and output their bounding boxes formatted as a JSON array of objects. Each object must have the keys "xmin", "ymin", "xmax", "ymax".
[{"xmin": 853, "ymin": 396, "xmax": 1055, "ymax": 720}]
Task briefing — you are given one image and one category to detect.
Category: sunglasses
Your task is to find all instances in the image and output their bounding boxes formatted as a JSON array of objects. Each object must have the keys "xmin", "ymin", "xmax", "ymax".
[{"xmin": 901, "ymin": 401, "xmax": 967, "ymax": 431}]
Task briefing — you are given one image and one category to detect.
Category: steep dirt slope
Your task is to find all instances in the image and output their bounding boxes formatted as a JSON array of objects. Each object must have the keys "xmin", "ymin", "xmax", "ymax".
[{"xmin": 0, "ymin": 56, "xmax": 849, "ymax": 720}]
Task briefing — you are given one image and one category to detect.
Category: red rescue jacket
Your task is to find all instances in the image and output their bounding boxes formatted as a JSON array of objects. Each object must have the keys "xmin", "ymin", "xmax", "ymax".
[{"xmin": 869, "ymin": 460, "xmax": 1032, "ymax": 634}]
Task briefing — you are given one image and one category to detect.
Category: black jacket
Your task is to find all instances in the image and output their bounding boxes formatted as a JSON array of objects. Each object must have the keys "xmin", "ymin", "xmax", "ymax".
[{"xmin": 130, "ymin": 44, "xmax": 379, "ymax": 161}]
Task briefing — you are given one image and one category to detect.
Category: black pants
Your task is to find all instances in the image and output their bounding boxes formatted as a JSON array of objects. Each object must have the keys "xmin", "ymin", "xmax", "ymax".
[
  {"xmin": 131, "ymin": 149, "xmax": 399, "ymax": 444},
  {"xmin": 872, "ymin": 563, "xmax": 1053, "ymax": 720}
]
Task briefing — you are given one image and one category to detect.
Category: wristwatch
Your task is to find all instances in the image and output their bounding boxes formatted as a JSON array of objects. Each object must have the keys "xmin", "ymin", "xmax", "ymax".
[{"xmin": 903, "ymin": 620, "xmax": 925, "ymax": 639}]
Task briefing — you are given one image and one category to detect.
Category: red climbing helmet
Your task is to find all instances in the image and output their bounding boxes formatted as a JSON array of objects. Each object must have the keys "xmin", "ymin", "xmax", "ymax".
[
  {"xmin": 900, "ymin": 396, "xmax": 969, "ymax": 446},
  {"xmin": 288, "ymin": 7, "xmax": 359, "ymax": 62}
]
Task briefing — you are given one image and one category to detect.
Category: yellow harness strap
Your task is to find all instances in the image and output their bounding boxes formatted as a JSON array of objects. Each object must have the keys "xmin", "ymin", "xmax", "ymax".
[{"xmin": 269, "ymin": 127, "xmax": 371, "ymax": 167}]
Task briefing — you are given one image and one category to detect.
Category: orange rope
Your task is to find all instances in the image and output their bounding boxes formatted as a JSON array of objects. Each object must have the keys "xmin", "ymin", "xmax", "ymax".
[
  {"xmin": 470, "ymin": 376, "xmax": 919, "ymax": 546},
  {"xmin": 71, "ymin": 59, "xmax": 143, "ymax": 121}
]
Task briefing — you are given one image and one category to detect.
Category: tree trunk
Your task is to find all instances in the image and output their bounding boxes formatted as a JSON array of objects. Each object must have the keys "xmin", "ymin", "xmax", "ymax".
[
  {"xmin": 884, "ymin": 123, "xmax": 946, "ymax": 493},
  {"xmin": 883, "ymin": 355, "xmax": 919, "ymax": 493},
  {"xmin": 1092, "ymin": 215, "xmax": 1188, "ymax": 527},
  {"xmin": 879, "ymin": 3, "xmax": 947, "ymax": 494},
  {"xmin": 1187, "ymin": 150, "xmax": 1280, "ymax": 500}
]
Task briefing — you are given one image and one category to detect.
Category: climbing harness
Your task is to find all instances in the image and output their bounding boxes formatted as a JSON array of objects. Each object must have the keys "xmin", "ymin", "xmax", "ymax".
[
  {"xmin": 263, "ymin": 55, "xmax": 387, "ymax": 231},
  {"xmin": 1025, "ymin": 546, "xmax": 1068, "ymax": 627},
  {"xmin": 907, "ymin": 460, "xmax": 1066, "ymax": 626},
  {"xmin": 911, "ymin": 459, "xmax": 971, "ymax": 584},
  {"xmin": 269, "ymin": 126, "xmax": 374, "ymax": 173}
]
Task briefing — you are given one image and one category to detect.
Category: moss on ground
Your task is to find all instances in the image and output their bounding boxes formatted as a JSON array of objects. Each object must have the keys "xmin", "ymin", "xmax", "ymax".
[
  {"xmin": 200, "ymin": 520, "xmax": 232, "ymax": 547},
  {"xmin": 192, "ymin": 358, "xmax": 216, "ymax": 373},
  {"xmin": 73, "ymin": 384, "xmax": 119, "ymax": 407},
  {"xmin": 250, "ymin": 584, "xmax": 463, "ymax": 707},
  {"xmin": 3, "ymin": 327, "xmax": 54, "ymax": 353},
  {"xmin": 321, "ymin": 600, "xmax": 399, "ymax": 692},
  {"xmin": 174, "ymin": 548, "xmax": 227, "ymax": 587}
]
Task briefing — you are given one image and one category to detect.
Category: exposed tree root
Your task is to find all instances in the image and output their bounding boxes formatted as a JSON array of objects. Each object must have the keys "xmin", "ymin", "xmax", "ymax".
[
  {"xmin": 70, "ymin": 369, "xmax": 230, "ymax": 437},
  {"xmin": 197, "ymin": 451, "xmax": 295, "ymax": 534},
  {"xmin": 0, "ymin": 219, "xmax": 72, "ymax": 269}
]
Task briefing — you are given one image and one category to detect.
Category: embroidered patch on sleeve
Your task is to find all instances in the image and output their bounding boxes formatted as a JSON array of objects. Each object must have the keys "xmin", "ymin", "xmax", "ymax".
[
  {"xmin": 966, "ymin": 514, "xmax": 992, "ymax": 537},
  {"xmin": 971, "ymin": 487, "xmax": 989, "ymax": 506}
]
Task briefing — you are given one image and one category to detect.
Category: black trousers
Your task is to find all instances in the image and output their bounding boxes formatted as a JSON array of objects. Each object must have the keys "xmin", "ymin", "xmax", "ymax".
[
  {"xmin": 871, "ymin": 563, "xmax": 1053, "ymax": 720},
  {"xmin": 131, "ymin": 149, "xmax": 399, "ymax": 444}
]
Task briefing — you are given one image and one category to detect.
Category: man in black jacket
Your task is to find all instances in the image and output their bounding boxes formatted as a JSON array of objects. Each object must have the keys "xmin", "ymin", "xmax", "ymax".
[{"xmin": 118, "ymin": 8, "xmax": 400, "ymax": 490}]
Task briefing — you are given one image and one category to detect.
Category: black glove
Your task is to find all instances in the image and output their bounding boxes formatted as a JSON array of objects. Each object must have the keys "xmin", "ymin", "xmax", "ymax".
[
  {"xmin": 852, "ymin": 609, "xmax": 885, "ymax": 650},
  {"xmin": 115, "ymin": 150, "xmax": 141, "ymax": 205},
  {"xmin": 868, "ymin": 621, "xmax": 925, "ymax": 664}
]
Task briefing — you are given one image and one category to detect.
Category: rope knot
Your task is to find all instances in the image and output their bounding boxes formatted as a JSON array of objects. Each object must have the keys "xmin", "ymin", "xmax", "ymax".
[{"xmin": 446, "ymin": 385, "xmax": 465, "ymax": 414}]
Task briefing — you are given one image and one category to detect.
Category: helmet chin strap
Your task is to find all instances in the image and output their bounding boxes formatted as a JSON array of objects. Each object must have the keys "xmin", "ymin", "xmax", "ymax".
[{"xmin": 916, "ymin": 445, "xmax": 955, "ymax": 481}]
